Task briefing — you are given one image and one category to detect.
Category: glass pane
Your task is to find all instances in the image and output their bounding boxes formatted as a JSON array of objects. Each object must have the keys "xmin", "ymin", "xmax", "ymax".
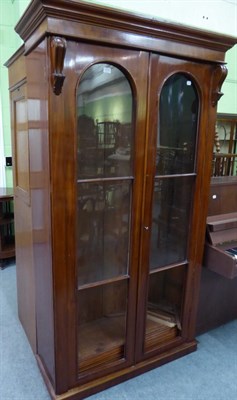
[
  {"xmin": 145, "ymin": 266, "xmax": 186, "ymax": 351},
  {"xmin": 150, "ymin": 176, "xmax": 194, "ymax": 269},
  {"xmin": 77, "ymin": 63, "xmax": 134, "ymax": 373},
  {"xmin": 157, "ymin": 74, "xmax": 199, "ymax": 175},
  {"xmin": 77, "ymin": 64, "xmax": 133, "ymax": 179},
  {"xmin": 78, "ymin": 181, "xmax": 131, "ymax": 285},
  {"xmin": 78, "ymin": 280, "xmax": 128, "ymax": 372}
]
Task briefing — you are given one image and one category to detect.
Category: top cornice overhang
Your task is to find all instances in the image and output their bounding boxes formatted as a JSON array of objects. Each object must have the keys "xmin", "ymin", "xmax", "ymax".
[{"xmin": 14, "ymin": 0, "xmax": 237, "ymax": 61}]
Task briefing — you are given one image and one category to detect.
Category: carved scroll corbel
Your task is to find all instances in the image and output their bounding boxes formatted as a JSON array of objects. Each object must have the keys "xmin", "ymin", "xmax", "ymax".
[
  {"xmin": 51, "ymin": 37, "xmax": 67, "ymax": 95},
  {"xmin": 211, "ymin": 64, "xmax": 228, "ymax": 107}
]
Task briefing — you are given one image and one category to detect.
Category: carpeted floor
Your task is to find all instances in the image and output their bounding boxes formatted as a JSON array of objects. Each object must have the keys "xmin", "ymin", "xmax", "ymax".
[{"xmin": 0, "ymin": 263, "xmax": 237, "ymax": 400}]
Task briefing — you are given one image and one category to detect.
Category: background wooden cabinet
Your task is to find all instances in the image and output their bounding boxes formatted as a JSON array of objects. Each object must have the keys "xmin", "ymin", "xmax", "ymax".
[
  {"xmin": 213, "ymin": 114, "xmax": 237, "ymax": 176},
  {"xmin": 197, "ymin": 175, "xmax": 237, "ymax": 333},
  {"xmin": 0, "ymin": 188, "xmax": 15, "ymax": 269},
  {"xmin": 6, "ymin": 1, "xmax": 237, "ymax": 399}
]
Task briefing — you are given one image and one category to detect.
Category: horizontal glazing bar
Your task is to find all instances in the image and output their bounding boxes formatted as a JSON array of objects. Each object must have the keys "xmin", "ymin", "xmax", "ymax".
[
  {"xmin": 149, "ymin": 261, "xmax": 188, "ymax": 275},
  {"xmin": 77, "ymin": 176, "xmax": 134, "ymax": 184},
  {"xmin": 78, "ymin": 274, "xmax": 130, "ymax": 291},
  {"xmin": 155, "ymin": 173, "xmax": 197, "ymax": 179}
]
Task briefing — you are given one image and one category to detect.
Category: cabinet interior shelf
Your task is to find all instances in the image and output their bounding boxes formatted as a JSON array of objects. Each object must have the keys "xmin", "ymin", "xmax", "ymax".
[{"xmin": 78, "ymin": 313, "xmax": 178, "ymax": 373}]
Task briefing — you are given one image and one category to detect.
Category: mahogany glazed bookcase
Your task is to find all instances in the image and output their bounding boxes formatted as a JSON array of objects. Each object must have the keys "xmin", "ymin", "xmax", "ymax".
[{"xmin": 5, "ymin": 1, "xmax": 237, "ymax": 399}]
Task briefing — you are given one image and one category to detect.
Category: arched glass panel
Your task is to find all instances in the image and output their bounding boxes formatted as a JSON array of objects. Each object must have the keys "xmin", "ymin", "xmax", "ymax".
[
  {"xmin": 77, "ymin": 63, "xmax": 133, "ymax": 179},
  {"xmin": 150, "ymin": 74, "xmax": 199, "ymax": 269},
  {"xmin": 157, "ymin": 74, "xmax": 198, "ymax": 175},
  {"xmin": 76, "ymin": 63, "xmax": 134, "ymax": 372},
  {"xmin": 144, "ymin": 74, "xmax": 199, "ymax": 352}
]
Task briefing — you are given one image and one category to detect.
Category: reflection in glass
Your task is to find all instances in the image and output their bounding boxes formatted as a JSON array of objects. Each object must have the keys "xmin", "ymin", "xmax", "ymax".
[
  {"xmin": 145, "ymin": 266, "xmax": 186, "ymax": 351},
  {"xmin": 77, "ymin": 64, "xmax": 133, "ymax": 179},
  {"xmin": 77, "ymin": 63, "xmax": 134, "ymax": 372},
  {"xmin": 77, "ymin": 181, "xmax": 131, "ymax": 285},
  {"xmin": 78, "ymin": 280, "xmax": 128, "ymax": 372},
  {"xmin": 150, "ymin": 176, "xmax": 194, "ymax": 269},
  {"xmin": 77, "ymin": 63, "xmax": 134, "ymax": 287},
  {"xmin": 157, "ymin": 74, "xmax": 199, "ymax": 175}
]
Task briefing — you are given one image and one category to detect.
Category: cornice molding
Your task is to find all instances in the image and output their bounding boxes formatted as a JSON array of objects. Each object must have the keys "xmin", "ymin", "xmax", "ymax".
[
  {"xmin": 4, "ymin": 45, "xmax": 25, "ymax": 67},
  {"xmin": 15, "ymin": 0, "xmax": 237, "ymax": 56}
]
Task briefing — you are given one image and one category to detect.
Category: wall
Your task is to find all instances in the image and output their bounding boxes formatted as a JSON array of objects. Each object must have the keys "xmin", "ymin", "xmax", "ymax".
[
  {"xmin": 0, "ymin": 0, "xmax": 20, "ymax": 186},
  {"xmin": 0, "ymin": 0, "xmax": 237, "ymax": 186},
  {"xmin": 218, "ymin": 45, "xmax": 237, "ymax": 114},
  {"xmin": 88, "ymin": 0, "xmax": 237, "ymax": 37}
]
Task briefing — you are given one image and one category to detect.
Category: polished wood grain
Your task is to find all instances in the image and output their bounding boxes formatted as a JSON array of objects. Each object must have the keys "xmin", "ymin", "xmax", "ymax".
[
  {"xmin": 49, "ymin": 41, "xmax": 149, "ymax": 391},
  {"xmin": 9, "ymin": 82, "xmax": 36, "ymax": 352},
  {"xmin": 5, "ymin": 46, "xmax": 26, "ymax": 89},
  {"xmin": 50, "ymin": 36, "xmax": 67, "ymax": 95},
  {"xmin": 207, "ymin": 212, "xmax": 237, "ymax": 232},
  {"xmin": 197, "ymin": 266, "xmax": 237, "ymax": 334},
  {"xmin": 208, "ymin": 176, "xmax": 237, "ymax": 215},
  {"xmin": 6, "ymin": 0, "xmax": 237, "ymax": 399},
  {"xmin": 27, "ymin": 40, "xmax": 56, "ymax": 387}
]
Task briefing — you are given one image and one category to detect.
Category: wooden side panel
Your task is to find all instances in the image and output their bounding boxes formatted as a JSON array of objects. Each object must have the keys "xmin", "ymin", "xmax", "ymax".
[
  {"xmin": 13, "ymin": 87, "xmax": 30, "ymax": 205},
  {"xmin": 10, "ymin": 83, "xmax": 36, "ymax": 352},
  {"xmin": 8, "ymin": 40, "xmax": 55, "ymax": 386},
  {"xmin": 26, "ymin": 40, "xmax": 56, "ymax": 387},
  {"xmin": 14, "ymin": 197, "xmax": 36, "ymax": 349}
]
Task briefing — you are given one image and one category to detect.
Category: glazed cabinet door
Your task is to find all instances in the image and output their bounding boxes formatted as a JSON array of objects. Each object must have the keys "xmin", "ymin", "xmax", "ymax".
[
  {"xmin": 76, "ymin": 60, "xmax": 140, "ymax": 377},
  {"xmin": 135, "ymin": 54, "xmax": 214, "ymax": 361},
  {"xmin": 50, "ymin": 40, "xmax": 149, "ymax": 389},
  {"xmin": 75, "ymin": 47, "xmax": 150, "ymax": 380},
  {"xmin": 51, "ymin": 41, "xmax": 214, "ymax": 391}
]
